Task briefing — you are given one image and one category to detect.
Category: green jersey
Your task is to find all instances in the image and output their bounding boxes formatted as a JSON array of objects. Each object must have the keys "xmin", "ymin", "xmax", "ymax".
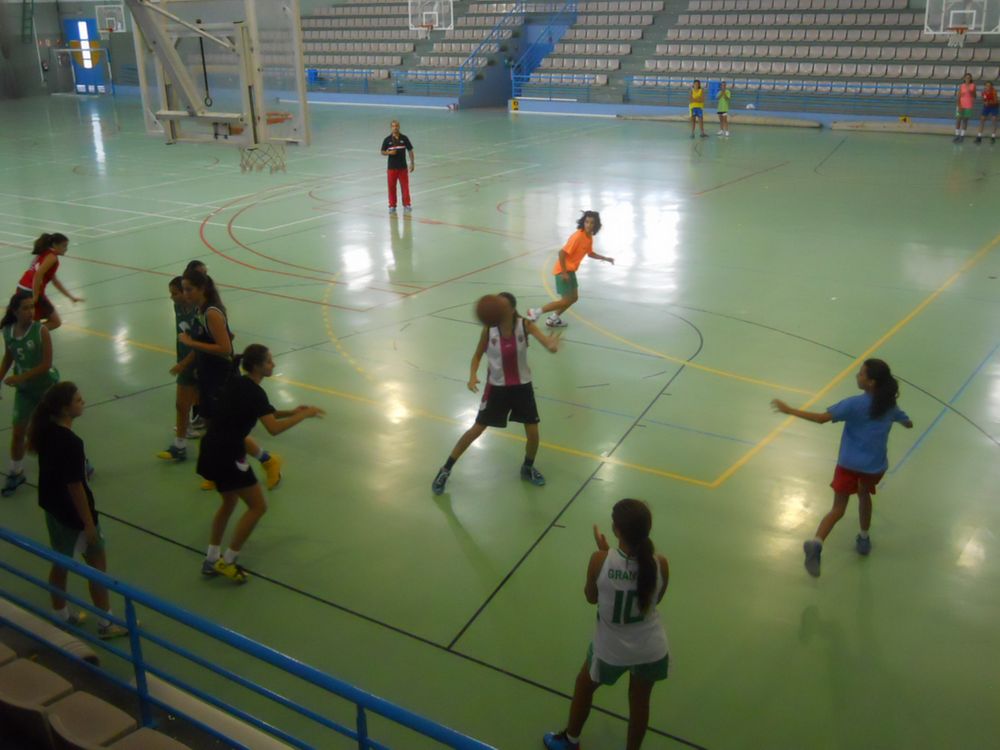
[
  {"xmin": 717, "ymin": 89, "xmax": 732, "ymax": 113},
  {"xmin": 3, "ymin": 322, "xmax": 58, "ymax": 391},
  {"xmin": 175, "ymin": 302, "xmax": 199, "ymax": 362}
]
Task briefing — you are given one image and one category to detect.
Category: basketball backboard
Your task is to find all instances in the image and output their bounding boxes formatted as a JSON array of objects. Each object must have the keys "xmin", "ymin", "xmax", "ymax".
[
  {"xmin": 127, "ymin": 0, "xmax": 309, "ymax": 149},
  {"xmin": 408, "ymin": 0, "xmax": 455, "ymax": 31},
  {"xmin": 924, "ymin": 0, "xmax": 1000, "ymax": 33}
]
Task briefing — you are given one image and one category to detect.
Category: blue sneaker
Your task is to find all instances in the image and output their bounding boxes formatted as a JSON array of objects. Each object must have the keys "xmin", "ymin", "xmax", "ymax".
[
  {"xmin": 201, "ymin": 559, "xmax": 219, "ymax": 577},
  {"xmin": 520, "ymin": 465, "xmax": 545, "ymax": 486},
  {"xmin": 1, "ymin": 472, "xmax": 26, "ymax": 497},
  {"xmin": 431, "ymin": 467, "xmax": 450, "ymax": 495},
  {"xmin": 803, "ymin": 540, "xmax": 822, "ymax": 577},
  {"xmin": 855, "ymin": 534, "xmax": 872, "ymax": 556},
  {"xmin": 157, "ymin": 445, "xmax": 187, "ymax": 462},
  {"xmin": 543, "ymin": 732, "xmax": 579, "ymax": 749}
]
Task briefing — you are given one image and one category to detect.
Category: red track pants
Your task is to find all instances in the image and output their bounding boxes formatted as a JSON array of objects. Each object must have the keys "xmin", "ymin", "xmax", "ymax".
[{"xmin": 387, "ymin": 168, "xmax": 411, "ymax": 208}]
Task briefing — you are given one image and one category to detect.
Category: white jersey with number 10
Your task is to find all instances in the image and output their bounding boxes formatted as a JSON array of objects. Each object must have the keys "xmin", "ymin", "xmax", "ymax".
[{"xmin": 593, "ymin": 549, "xmax": 669, "ymax": 667}]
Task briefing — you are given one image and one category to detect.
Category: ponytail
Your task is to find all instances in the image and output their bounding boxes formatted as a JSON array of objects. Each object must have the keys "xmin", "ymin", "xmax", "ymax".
[
  {"xmin": 234, "ymin": 344, "xmax": 269, "ymax": 374},
  {"xmin": 1, "ymin": 290, "xmax": 32, "ymax": 329},
  {"xmin": 864, "ymin": 358, "xmax": 899, "ymax": 419},
  {"xmin": 611, "ymin": 498, "xmax": 657, "ymax": 613},
  {"xmin": 33, "ymin": 233, "xmax": 68, "ymax": 255},
  {"xmin": 27, "ymin": 381, "xmax": 78, "ymax": 454},
  {"xmin": 182, "ymin": 269, "xmax": 225, "ymax": 314}
]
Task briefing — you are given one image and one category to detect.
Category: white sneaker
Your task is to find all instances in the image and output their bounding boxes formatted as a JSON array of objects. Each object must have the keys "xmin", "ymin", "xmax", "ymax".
[
  {"xmin": 388, "ymin": 206, "xmax": 397, "ymax": 214},
  {"xmin": 717, "ymin": 130, "xmax": 725, "ymax": 135},
  {"xmin": 724, "ymin": 131, "xmax": 730, "ymax": 137},
  {"xmin": 545, "ymin": 315, "xmax": 567, "ymax": 328},
  {"xmin": 525, "ymin": 307, "xmax": 541, "ymax": 322},
  {"xmin": 404, "ymin": 206, "xmax": 412, "ymax": 214}
]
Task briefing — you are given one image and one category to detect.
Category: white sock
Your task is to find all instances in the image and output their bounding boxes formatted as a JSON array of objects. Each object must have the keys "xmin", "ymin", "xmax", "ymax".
[
  {"xmin": 858, "ymin": 530, "xmax": 869, "ymax": 539},
  {"xmin": 250, "ymin": 445, "xmax": 264, "ymax": 460},
  {"xmin": 565, "ymin": 733, "xmax": 580, "ymax": 744},
  {"xmin": 9, "ymin": 460, "xmax": 22, "ymax": 475},
  {"xmin": 956, "ymin": 128, "xmax": 961, "ymax": 135},
  {"xmin": 206, "ymin": 545, "xmax": 221, "ymax": 562},
  {"xmin": 54, "ymin": 606, "xmax": 69, "ymax": 622},
  {"xmin": 960, "ymin": 129, "xmax": 966, "ymax": 136},
  {"xmin": 223, "ymin": 548, "xmax": 239, "ymax": 565},
  {"xmin": 98, "ymin": 611, "xmax": 112, "ymax": 629},
  {"xmin": 173, "ymin": 437, "xmax": 187, "ymax": 450}
]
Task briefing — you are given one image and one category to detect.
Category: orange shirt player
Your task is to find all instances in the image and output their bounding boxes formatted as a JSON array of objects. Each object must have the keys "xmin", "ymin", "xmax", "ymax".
[{"xmin": 526, "ymin": 211, "xmax": 614, "ymax": 328}]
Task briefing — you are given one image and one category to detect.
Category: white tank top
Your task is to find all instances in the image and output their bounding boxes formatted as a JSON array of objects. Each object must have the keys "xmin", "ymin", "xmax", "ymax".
[
  {"xmin": 485, "ymin": 318, "xmax": 531, "ymax": 386},
  {"xmin": 593, "ymin": 549, "xmax": 669, "ymax": 666}
]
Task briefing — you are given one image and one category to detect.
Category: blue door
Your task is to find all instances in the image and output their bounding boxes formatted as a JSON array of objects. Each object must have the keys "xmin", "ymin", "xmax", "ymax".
[{"xmin": 63, "ymin": 18, "xmax": 107, "ymax": 94}]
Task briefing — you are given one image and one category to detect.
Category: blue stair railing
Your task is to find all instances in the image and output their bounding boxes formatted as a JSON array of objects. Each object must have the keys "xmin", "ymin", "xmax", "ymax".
[
  {"xmin": 0, "ymin": 526, "xmax": 495, "ymax": 750},
  {"xmin": 510, "ymin": 0, "xmax": 578, "ymax": 98}
]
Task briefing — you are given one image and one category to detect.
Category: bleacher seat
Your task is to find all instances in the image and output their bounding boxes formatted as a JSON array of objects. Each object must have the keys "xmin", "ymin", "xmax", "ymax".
[
  {"xmin": 46, "ymin": 691, "xmax": 137, "ymax": 749},
  {"xmin": 0, "ymin": 658, "xmax": 74, "ymax": 746}
]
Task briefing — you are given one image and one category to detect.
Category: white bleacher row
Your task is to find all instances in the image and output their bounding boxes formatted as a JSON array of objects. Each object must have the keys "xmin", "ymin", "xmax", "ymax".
[
  {"xmin": 677, "ymin": 11, "xmax": 920, "ymax": 25},
  {"xmin": 565, "ymin": 27, "xmax": 643, "ymax": 40},
  {"xmin": 630, "ymin": 74, "xmax": 967, "ymax": 96},
  {"xmin": 576, "ymin": 13, "xmax": 654, "ymax": 24},
  {"xmin": 654, "ymin": 42, "xmax": 1000, "ymax": 62},
  {"xmin": 311, "ymin": 3, "xmax": 408, "ymax": 16},
  {"xmin": 539, "ymin": 56, "xmax": 621, "ymax": 70},
  {"xmin": 419, "ymin": 55, "xmax": 489, "ymax": 67},
  {"xmin": 302, "ymin": 41, "xmax": 414, "ymax": 53},
  {"xmin": 402, "ymin": 69, "xmax": 477, "ymax": 81},
  {"xmin": 314, "ymin": 68, "xmax": 392, "ymax": 79},
  {"xmin": 304, "ymin": 17, "xmax": 408, "ymax": 28},
  {"xmin": 667, "ymin": 27, "xmax": 969, "ymax": 43},
  {"xmin": 311, "ymin": 1, "xmax": 408, "ymax": 10},
  {"xmin": 444, "ymin": 28, "xmax": 514, "ymax": 40},
  {"xmin": 303, "ymin": 29, "xmax": 426, "ymax": 40},
  {"xmin": 432, "ymin": 42, "xmax": 501, "ymax": 53},
  {"xmin": 468, "ymin": 1, "xmax": 663, "ymax": 12},
  {"xmin": 526, "ymin": 71, "xmax": 609, "ymax": 85},
  {"xmin": 304, "ymin": 53, "xmax": 403, "ymax": 65},
  {"xmin": 554, "ymin": 42, "xmax": 631, "ymax": 54},
  {"xmin": 689, "ymin": 0, "xmax": 906, "ymax": 9},
  {"xmin": 642, "ymin": 58, "xmax": 1000, "ymax": 79},
  {"xmin": 457, "ymin": 14, "xmax": 526, "ymax": 26}
]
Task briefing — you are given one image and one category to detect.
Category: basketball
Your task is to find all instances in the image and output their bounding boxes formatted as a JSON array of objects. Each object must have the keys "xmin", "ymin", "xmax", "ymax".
[{"xmin": 474, "ymin": 294, "xmax": 506, "ymax": 326}]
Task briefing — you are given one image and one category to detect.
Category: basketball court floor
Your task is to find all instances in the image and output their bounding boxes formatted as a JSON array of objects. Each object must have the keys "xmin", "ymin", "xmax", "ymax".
[{"xmin": 0, "ymin": 95, "xmax": 998, "ymax": 749}]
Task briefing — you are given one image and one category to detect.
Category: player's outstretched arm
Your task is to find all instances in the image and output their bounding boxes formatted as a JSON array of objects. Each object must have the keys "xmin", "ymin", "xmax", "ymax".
[
  {"xmin": 771, "ymin": 399, "xmax": 832, "ymax": 424},
  {"xmin": 525, "ymin": 320, "xmax": 559, "ymax": 352}
]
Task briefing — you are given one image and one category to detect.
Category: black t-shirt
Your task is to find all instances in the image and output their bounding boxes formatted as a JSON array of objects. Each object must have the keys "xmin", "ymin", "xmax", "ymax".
[
  {"xmin": 381, "ymin": 134, "xmax": 413, "ymax": 170},
  {"xmin": 37, "ymin": 424, "xmax": 96, "ymax": 530},
  {"xmin": 191, "ymin": 306, "xmax": 235, "ymax": 387},
  {"xmin": 203, "ymin": 376, "xmax": 276, "ymax": 459}
]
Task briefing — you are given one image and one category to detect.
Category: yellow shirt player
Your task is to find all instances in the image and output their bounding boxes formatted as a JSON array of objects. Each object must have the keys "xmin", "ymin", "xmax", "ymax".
[
  {"xmin": 690, "ymin": 79, "xmax": 707, "ymax": 139},
  {"xmin": 526, "ymin": 211, "xmax": 615, "ymax": 328}
]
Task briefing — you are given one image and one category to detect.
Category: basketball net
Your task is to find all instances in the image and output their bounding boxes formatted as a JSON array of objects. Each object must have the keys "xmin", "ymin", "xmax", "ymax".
[
  {"xmin": 239, "ymin": 142, "xmax": 286, "ymax": 173},
  {"xmin": 947, "ymin": 26, "xmax": 967, "ymax": 48}
]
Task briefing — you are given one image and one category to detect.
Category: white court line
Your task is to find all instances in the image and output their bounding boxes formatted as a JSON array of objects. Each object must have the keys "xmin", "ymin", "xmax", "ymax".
[
  {"xmin": 0, "ymin": 228, "xmax": 36, "ymax": 240},
  {"xmin": 0, "ymin": 211, "xmax": 111, "ymax": 235}
]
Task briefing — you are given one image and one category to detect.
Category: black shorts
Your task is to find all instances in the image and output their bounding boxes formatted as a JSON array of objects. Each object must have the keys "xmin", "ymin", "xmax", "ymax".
[
  {"xmin": 476, "ymin": 383, "xmax": 539, "ymax": 428},
  {"xmin": 197, "ymin": 439, "xmax": 258, "ymax": 493}
]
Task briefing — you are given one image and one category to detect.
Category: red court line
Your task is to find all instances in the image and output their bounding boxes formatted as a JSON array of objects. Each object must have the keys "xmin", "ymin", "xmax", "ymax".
[{"xmin": 693, "ymin": 160, "xmax": 791, "ymax": 196}]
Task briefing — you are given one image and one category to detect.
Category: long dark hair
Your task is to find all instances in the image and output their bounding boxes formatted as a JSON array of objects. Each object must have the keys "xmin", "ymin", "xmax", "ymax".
[
  {"xmin": 576, "ymin": 210, "xmax": 602, "ymax": 235},
  {"xmin": 234, "ymin": 344, "xmax": 269, "ymax": 373},
  {"xmin": 185, "ymin": 259, "xmax": 206, "ymax": 274},
  {"xmin": 33, "ymin": 232, "xmax": 68, "ymax": 256},
  {"xmin": 169, "ymin": 275, "xmax": 183, "ymax": 292},
  {"xmin": 1, "ymin": 290, "xmax": 33, "ymax": 329},
  {"xmin": 864, "ymin": 358, "xmax": 899, "ymax": 419},
  {"xmin": 612, "ymin": 498, "xmax": 657, "ymax": 613},
  {"xmin": 498, "ymin": 291, "xmax": 520, "ymax": 321},
  {"xmin": 27, "ymin": 381, "xmax": 78, "ymax": 454},
  {"xmin": 182, "ymin": 269, "xmax": 225, "ymax": 314}
]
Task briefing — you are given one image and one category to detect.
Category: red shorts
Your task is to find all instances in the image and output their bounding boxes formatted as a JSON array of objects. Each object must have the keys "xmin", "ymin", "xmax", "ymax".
[
  {"xmin": 33, "ymin": 294, "xmax": 55, "ymax": 322},
  {"xmin": 830, "ymin": 465, "xmax": 884, "ymax": 495}
]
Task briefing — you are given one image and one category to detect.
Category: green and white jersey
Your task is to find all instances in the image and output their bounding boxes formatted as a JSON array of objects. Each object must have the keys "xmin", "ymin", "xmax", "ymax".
[
  {"xmin": 175, "ymin": 302, "xmax": 198, "ymax": 361},
  {"xmin": 3, "ymin": 322, "xmax": 58, "ymax": 389},
  {"xmin": 593, "ymin": 549, "xmax": 669, "ymax": 666}
]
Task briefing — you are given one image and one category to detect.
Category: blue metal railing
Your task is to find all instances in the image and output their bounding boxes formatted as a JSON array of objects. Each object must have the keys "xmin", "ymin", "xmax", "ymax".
[
  {"xmin": 510, "ymin": 0, "xmax": 578, "ymax": 97},
  {"xmin": 307, "ymin": 68, "xmax": 377, "ymax": 94},
  {"xmin": 511, "ymin": 73, "xmax": 599, "ymax": 102},
  {"xmin": 457, "ymin": 0, "xmax": 527, "ymax": 92},
  {"xmin": 624, "ymin": 76, "xmax": 959, "ymax": 118},
  {"xmin": 0, "ymin": 526, "xmax": 494, "ymax": 750}
]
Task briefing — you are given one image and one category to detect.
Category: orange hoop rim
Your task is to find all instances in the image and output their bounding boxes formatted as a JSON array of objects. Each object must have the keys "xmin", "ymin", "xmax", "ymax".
[{"xmin": 947, "ymin": 26, "xmax": 968, "ymax": 34}]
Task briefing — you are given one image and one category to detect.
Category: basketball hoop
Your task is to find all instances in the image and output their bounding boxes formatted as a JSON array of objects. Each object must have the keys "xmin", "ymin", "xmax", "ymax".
[
  {"xmin": 947, "ymin": 26, "xmax": 967, "ymax": 48},
  {"xmin": 239, "ymin": 142, "xmax": 286, "ymax": 173},
  {"xmin": 421, "ymin": 23, "xmax": 435, "ymax": 38},
  {"xmin": 265, "ymin": 111, "xmax": 293, "ymax": 126}
]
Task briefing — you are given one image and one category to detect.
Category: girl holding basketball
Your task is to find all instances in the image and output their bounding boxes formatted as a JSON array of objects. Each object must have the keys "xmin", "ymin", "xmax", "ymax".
[
  {"xmin": 543, "ymin": 498, "xmax": 670, "ymax": 750},
  {"xmin": 431, "ymin": 292, "xmax": 559, "ymax": 495},
  {"xmin": 772, "ymin": 358, "xmax": 913, "ymax": 577},
  {"xmin": 198, "ymin": 345, "xmax": 324, "ymax": 583},
  {"xmin": 525, "ymin": 211, "xmax": 614, "ymax": 329},
  {"xmin": 17, "ymin": 233, "xmax": 83, "ymax": 331},
  {"xmin": 0, "ymin": 290, "xmax": 59, "ymax": 496}
]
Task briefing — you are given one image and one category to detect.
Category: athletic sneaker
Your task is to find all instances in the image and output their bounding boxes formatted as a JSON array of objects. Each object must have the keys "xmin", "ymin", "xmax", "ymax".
[
  {"xmin": 717, "ymin": 130, "xmax": 725, "ymax": 135},
  {"xmin": 545, "ymin": 315, "xmax": 567, "ymax": 328},
  {"xmin": 201, "ymin": 559, "xmax": 219, "ymax": 577},
  {"xmin": 724, "ymin": 131, "xmax": 731, "ymax": 137},
  {"xmin": 156, "ymin": 445, "xmax": 187, "ymax": 462},
  {"xmin": 953, "ymin": 135, "xmax": 961, "ymax": 143},
  {"xmin": 803, "ymin": 540, "xmax": 822, "ymax": 577},
  {"xmin": 700, "ymin": 132, "xmax": 709, "ymax": 138},
  {"xmin": 200, "ymin": 479, "xmax": 216, "ymax": 491},
  {"xmin": 855, "ymin": 534, "xmax": 872, "ymax": 556},
  {"xmin": 262, "ymin": 453, "xmax": 283, "ymax": 489},
  {"xmin": 389, "ymin": 206, "xmax": 397, "ymax": 214},
  {"xmin": 431, "ymin": 466, "xmax": 451, "ymax": 495},
  {"xmin": 1, "ymin": 472, "xmax": 26, "ymax": 497},
  {"xmin": 690, "ymin": 133, "xmax": 695, "ymax": 139},
  {"xmin": 404, "ymin": 206, "xmax": 412, "ymax": 214},
  {"xmin": 520, "ymin": 465, "xmax": 545, "ymax": 486},
  {"xmin": 543, "ymin": 732, "xmax": 579, "ymax": 749},
  {"xmin": 976, "ymin": 135, "xmax": 983, "ymax": 144},
  {"xmin": 213, "ymin": 559, "xmax": 248, "ymax": 584},
  {"xmin": 97, "ymin": 623, "xmax": 129, "ymax": 640},
  {"xmin": 66, "ymin": 610, "xmax": 87, "ymax": 627},
  {"xmin": 525, "ymin": 307, "xmax": 542, "ymax": 322}
]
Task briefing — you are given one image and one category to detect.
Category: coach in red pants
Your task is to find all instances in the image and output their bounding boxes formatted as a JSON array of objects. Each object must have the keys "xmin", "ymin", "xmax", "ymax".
[{"xmin": 380, "ymin": 119, "xmax": 415, "ymax": 214}]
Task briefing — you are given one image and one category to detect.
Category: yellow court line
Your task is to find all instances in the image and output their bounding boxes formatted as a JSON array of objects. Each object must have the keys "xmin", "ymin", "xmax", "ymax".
[
  {"xmin": 322, "ymin": 281, "xmax": 375, "ymax": 382},
  {"xmin": 710, "ymin": 228, "xmax": 1000, "ymax": 489},
  {"xmin": 63, "ymin": 323, "xmax": 713, "ymax": 487},
  {"xmin": 539, "ymin": 269, "xmax": 813, "ymax": 395}
]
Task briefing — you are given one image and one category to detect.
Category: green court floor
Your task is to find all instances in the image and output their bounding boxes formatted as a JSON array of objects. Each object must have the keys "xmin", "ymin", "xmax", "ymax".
[{"xmin": 1, "ymin": 95, "xmax": 998, "ymax": 749}]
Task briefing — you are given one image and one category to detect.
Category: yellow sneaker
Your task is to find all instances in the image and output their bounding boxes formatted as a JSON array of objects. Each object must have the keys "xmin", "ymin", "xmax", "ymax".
[
  {"xmin": 262, "ymin": 454, "xmax": 283, "ymax": 489},
  {"xmin": 213, "ymin": 558, "xmax": 248, "ymax": 584},
  {"xmin": 200, "ymin": 479, "xmax": 216, "ymax": 491}
]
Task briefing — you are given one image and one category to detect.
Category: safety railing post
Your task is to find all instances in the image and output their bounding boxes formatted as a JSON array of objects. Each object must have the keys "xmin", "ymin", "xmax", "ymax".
[
  {"xmin": 356, "ymin": 704, "xmax": 369, "ymax": 749},
  {"xmin": 125, "ymin": 597, "xmax": 153, "ymax": 727}
]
